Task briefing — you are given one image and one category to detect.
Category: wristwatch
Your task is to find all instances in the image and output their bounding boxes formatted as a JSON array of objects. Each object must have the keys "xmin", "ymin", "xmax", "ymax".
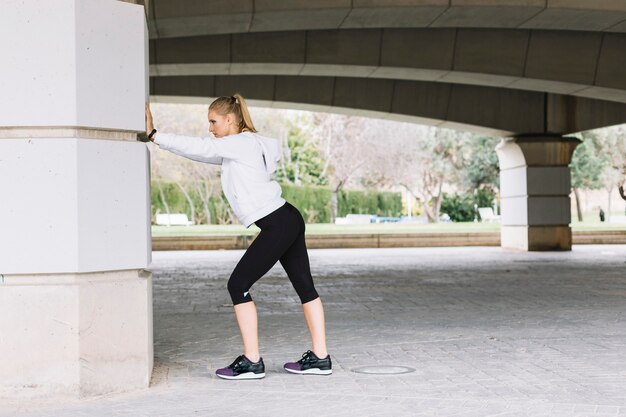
[
  {"xmin": 148, "ymin": 128, "xmax": 157, "ymax": 141},
  {"xmin": 138, "ymin": 129, "xmax": 157, "ymax": 143}
]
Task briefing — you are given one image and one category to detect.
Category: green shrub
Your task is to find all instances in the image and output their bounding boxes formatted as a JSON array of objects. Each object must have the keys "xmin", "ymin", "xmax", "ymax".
[
  {"xmin": 440, "ymin": 193, "xmax": 475, "ymax": 222},
  {"xmin": 151, "ymin": 181, "xmax": 402, "ymax": 224},
  {"xmin": 440, "ymin": 188, "xmax": 498, "ymax": 222},
  {"xmin": 281, "ymin": 183, "xmax": 332, "ymax": 223},
  {"xmin": 337, "ymin": 190, "xmax": 402, "ymax": 217}
]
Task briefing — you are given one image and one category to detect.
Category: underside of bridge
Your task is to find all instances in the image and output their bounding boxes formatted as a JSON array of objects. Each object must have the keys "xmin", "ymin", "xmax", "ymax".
[
  {"xmin": 148, "ymin": 0, "xmax": 626, "ymax": 252},
  {"xmin": 148, "ymin": 1, "xmax": 626, "ymax": 135}
]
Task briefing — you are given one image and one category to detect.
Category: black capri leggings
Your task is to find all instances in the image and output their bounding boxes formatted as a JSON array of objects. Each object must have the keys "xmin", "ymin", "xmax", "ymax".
[{"xmin": 227, "ymin": 202, "xmax": 319, "ymax": 305}]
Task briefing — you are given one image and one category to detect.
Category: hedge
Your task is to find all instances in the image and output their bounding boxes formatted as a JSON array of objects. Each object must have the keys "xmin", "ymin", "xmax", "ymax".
[{"xmin": 151, "ymin": 181, "xmax": 402, "ymax": 224}]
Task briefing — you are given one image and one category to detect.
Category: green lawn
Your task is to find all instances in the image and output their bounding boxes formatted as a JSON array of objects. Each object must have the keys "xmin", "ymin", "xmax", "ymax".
[{"xmin": 152, "ymin": 214, "xmax": 626, "ymax": 237}]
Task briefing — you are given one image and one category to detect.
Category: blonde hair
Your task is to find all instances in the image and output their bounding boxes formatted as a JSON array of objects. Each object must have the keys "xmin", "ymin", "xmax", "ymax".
[{"xmin": 209, "ymin": 93, "xmax": 257, "ymax": 133}]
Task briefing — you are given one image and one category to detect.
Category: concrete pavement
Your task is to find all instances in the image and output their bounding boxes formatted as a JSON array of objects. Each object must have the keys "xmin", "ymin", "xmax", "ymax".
[{"xmin": 2, "ymin": 245, "xmax": 626, "ymax": 416}]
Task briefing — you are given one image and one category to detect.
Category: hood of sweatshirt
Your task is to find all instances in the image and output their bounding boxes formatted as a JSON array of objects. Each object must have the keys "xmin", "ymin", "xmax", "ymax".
[{"xmin": 252, "ymin": 133, "xmax": 281, "ymax": 174}]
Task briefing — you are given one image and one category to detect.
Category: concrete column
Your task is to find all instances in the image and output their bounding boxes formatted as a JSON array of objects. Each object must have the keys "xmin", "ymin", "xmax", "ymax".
[
  {"xmin": 0, "ymin": 0, "xmax": 152, "ymax": 399},
  {"xmin": 495, "ymin": 135, "xmax": 581, "ymax": 251}
]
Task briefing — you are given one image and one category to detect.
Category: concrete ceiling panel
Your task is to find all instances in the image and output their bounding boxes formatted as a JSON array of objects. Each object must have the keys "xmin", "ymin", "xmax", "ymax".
[
  {"xmin": 607, "ymin": 21, "xmax": 626, "ymax": 32},
  {"xmin": 299, "ymin": 64, "xmax": 378, "ymax": 78},
  {"xmin": 449, "ymin": 0, "xmax": 544, "ymax": 5},
  {"xmin": 341, "ymin": 6, "xmax": 447, "ymax": 29},
  {"xmin": 154, "ymin": 35, "xmax": 230, "ymax": 64},
  {"xmin": 250, "ymin": 1, "xmax": 351, "ymax": 33},
  {"xmin": 214, "ymin": 75, "xmax": 276, "ymax": 101},
  {"xmin": 391, "ymin": 80, "xmax": 451, "ymax": 120},
  {"xmin": 229, "ymin": 63, "xmax": 304, "ymax": 76},
  {"xmin": 150, "ymin": 63, "xmax": 231, "ymax": 77},
  {"xmin": 495, "ymin": 89, "xmax": 546, "ymax": 134},
  {"xmin": 274, "ymin": 76, "xmax": 335, "ymax": 106},
  {"xmin": 595, "ymin": 33, "xmax": 626, "ymax": 90},
  {"xmin": 453, "ymin": 29, "xmax": 529, "ymax": 76},
  {"xmin": 566, "ymin": 95, "xmax": 626, "ymax": 133},
  {"xmin": 254, "ymin": 0, "xmax": 351, "ymax": 11},
  {"xmin": 439, "ymin": 72, "xmax": 521, "ymax": 88},
  {"xmin": 152, "ymin": 76, "xmax": 215, "ymax": 97},
  {"xmin": 547, "ymin": 0, "xmax": 626, "ymax": 13},
  {"xmin": 153, "ymin": 0, "xmax": 252, "ymax": 19},
  {"xmin": 520, "ymin": 8, "xmax": 626, "ymax": 31},
  {"xmin": 151, "ymin": 14, "xmax": 252, "ymax": 39},
  {"xmin": 232, "ymin": 31, "xmax": 306, "ymax": 63},
  {"xmin": 381, "ymin": 29, "xmax": 455, "ymax": 70},
  {"xmin": 524, "ymin": 31, "xmax": 602, "ymax": 85},
  {"xmin": 444, "ymin": 83, "xmax": 544, "ymax": 133},
  {"xmin": 574, "ymin": 86, "xmax": 626, "ymax": 104},
  {"xmin": 506, "ymin": 78, "xmax": 588, "ymax": 95},
  {"xmin": 333, "ymin": 78, "xmax": 395, "ymax": 112},
  {"xmin": 151, "ymin": 0, "xmax": 253, "ymax": 37},
  {"xmin": 353, "ymin": 1, "xmax": 448, "ymax": 9},
  {"xmin": 447, "ymin": 84, "xmax": 503, "ymax": 130},
  {"xmin": 370, "ymin": 67, "xmax": 448, "ymax": 82},
  {"xmin": 430, "ymin": 6, "xmax": 544, "ymax": 29},
  {"xmin": 307, "ymin": 30, "xmax": 382, "ymax": 66}
]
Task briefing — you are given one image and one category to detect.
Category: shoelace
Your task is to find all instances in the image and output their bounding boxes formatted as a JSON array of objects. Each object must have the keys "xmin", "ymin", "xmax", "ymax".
[
  {"xmin": 229, "ymin": 356, "xmax": 246, "ymax": 370},
  {"xmin": 297, "ymin": 350, "xmax": 315, "ymax": 365}
]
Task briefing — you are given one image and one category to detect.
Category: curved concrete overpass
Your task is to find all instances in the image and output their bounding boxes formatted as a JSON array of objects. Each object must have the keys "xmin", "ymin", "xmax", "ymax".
[
  {"xmin": 150, "ymin": 26, "xmax": 626, "ymax": 134},
  {"xmin": 147, "ymin": 0, "xmax": 626, "ymax": 251},
  {"xmin": 148, "ymin": 1, "xmax": 626, "ymax": 134},
  {"xmin": 151, "ymin": 75, "xmax": 626, "ymax": 136},
  {"xmin": 148, "ymin": 1, "xmax": 626, "ymax": 38},
  {"xmin": 151, "ymin": 28, "xmax": 626, "ymax": 103}
]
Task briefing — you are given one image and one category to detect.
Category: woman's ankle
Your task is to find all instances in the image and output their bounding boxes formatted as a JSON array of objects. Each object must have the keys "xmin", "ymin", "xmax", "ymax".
[
  {"xmin": 312, "ymin": 349, "xmax": 328, "ymax": 358},
  {"xmin": 245, "ymin": 353, "xmax": 261, "ymax": 363}
]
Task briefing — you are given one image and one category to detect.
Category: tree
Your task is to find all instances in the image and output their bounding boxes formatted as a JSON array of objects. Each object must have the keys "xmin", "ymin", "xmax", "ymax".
[
  {"xmin": 275, "ymin": 115, "xmax": 327, "ymax": 186},
  {"xmin": 596, "ymin": 125, "xmax": 626, "ymax": 220},
  {"xmin": 460, "ymin": 135, "xmax": 500, "ymax": 191},
  {"xmin": 312, "ymin": 114, "xmax": 374, "ymax": 222},
  {"xmin": 570, "ymin": 132, "xmax": 606, "ymax": 221},
  {"xmin": 150, "ymin": 102, "xmax": 227, "ymax": 224},
  {"xmin": 391, "ymin": 127, "xmax": 469, "ymax": 222}
]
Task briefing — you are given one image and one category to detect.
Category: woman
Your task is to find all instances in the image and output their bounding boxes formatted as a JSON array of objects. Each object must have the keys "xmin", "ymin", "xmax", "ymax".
[{"xmin": 145, "ymin": 94, "xmax": 331, "ymax": 380}]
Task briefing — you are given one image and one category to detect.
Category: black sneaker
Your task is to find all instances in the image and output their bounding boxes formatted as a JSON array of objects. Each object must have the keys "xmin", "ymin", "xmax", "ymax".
[
  {"xmin": 284, "ymin": 350, "xmax": 332, "ymax": 375},
  {"xmin": 216, "ymin": 355, "xmax": 265, "ymax": 380}
]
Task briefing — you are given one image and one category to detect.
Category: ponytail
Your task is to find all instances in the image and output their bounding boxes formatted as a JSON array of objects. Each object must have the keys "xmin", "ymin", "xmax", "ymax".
[{"xmin": 209, "ymin": 93, "xmax": 257, "ymax": 133}]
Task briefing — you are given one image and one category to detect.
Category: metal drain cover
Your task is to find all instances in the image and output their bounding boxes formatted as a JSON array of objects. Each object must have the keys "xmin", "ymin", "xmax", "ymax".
[{"xmin": 351, "ymin": 365, "xmax": 416, "ymax": 375}]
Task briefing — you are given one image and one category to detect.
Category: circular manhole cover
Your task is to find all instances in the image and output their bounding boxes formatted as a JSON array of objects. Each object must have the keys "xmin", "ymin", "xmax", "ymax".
[{"xmin": 351, "ymin": 365, "xmax": 416, "ymax": 375}]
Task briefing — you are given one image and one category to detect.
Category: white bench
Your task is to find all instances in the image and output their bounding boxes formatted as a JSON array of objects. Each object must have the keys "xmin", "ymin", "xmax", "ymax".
[
  {"xmin": 335, "ymin": 214, "xmax": 375, "ymax": 225},
  {"xmin": 155, "ymin": 213, "xmax": 193, "ymax": 226},
  {"xmin": 478, "ymin": 207, "xmax": 500, "ymax": 222}
]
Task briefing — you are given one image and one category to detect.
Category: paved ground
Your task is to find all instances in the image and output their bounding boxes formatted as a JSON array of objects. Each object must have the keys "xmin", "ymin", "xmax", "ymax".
[{"xmin": 3, "ymin": 245, "xmax": 626, "ymax": 417}]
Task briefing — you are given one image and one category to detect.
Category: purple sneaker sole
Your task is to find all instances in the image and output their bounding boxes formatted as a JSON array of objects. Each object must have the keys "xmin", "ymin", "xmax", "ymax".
[{"xmin": 283, "ymin": 363, "xmax": 332, "ymax": 375}]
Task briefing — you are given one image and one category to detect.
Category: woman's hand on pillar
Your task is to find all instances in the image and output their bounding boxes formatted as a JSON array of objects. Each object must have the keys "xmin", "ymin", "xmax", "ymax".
[
  {"xmin": 138, "ymin": 103, "xmax": 155, "ymax": 142},
  {"xmin": 145, "ymin": 103, "xmax": 154, "ymax": 132}
]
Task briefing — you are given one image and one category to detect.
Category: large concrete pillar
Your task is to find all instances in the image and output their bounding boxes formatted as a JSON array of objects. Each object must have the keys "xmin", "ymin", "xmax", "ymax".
[
  {"xmin": 0, "ymin": 0, "xmax": 152, "ymax": 399},
  {"xmin": 495, "ymin": 135, "xmax": 581, "ymax": 251}
]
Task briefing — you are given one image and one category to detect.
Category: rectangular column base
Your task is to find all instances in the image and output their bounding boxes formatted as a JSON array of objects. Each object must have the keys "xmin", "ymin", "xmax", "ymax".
[
  {"xmin": 0, "ymin": 269, "xmax": 153, "ymax": 400},
  {"xmin": 501, "ymin": 225, "xmax": 572, "ymax": 251}
]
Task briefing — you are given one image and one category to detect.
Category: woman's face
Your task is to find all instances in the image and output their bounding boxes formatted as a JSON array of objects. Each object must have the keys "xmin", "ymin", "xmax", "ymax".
[{"xmin": 208, "ymin": 110, "xmax": 235, "ymax": 138}]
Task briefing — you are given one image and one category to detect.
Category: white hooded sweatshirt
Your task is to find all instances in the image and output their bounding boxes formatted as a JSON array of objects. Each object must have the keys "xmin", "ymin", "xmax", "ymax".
[{"xmin": 154, "ymin": 131, "xmax": 285, "ymax": 228}]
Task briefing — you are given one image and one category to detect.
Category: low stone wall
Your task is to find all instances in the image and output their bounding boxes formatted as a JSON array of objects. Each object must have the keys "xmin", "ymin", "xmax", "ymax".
[{"xmin": 152, "ymin": 230, "xmax": 626, "ymax": 251}]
